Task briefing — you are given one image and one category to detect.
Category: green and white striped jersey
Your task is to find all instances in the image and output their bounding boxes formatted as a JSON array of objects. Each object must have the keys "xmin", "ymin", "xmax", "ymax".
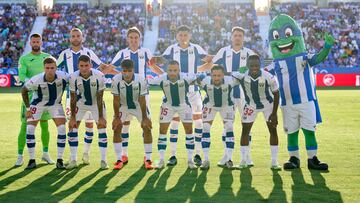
[
  {"xmin": 111, "ymin": 74, "xmax": 148, "ymax": 109},
  {"xmin": 148, "ymin": 73, "xmax": 196, "ymax": 106},
  {"xmin": 198, "ymin": 76, "xmax": 239, "ymax": 108}
]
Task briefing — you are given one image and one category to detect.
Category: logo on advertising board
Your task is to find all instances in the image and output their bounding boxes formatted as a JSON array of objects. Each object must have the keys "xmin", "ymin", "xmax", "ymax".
[
  {"xmin": 0, "ymin": 74, "xmax": 10, "ymax": 87},
  {"xmin": 323, "ymin": 74, "xmax": 335, "ymax": 86}
]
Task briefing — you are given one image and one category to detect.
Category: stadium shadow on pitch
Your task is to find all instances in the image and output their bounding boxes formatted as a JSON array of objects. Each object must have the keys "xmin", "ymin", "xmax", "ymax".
[
  {"xmin": 0, "ymin": 165, "xmax": 84, "ymax": 201},
  {"xmin": 267, "ymin": 170, "xmax": 286, "ymax": 202},
  {"xmin": 290, "ymin": 169, "xmax": 343, "ymax": 202},
  {"xmin": 210, "ymin": 169, "xmax": 236, "ymax": 202},
  {"xmin": 98, "ymin": 166, "xmax": 148, "ymax": 201},
  {"xmin": 237, "ymin": 168, "xmax": 264, "ymax": 201},
  {"xmin": 134, "ymin": 167, "xmax": 168, "ymax": 202},
  {"xmin": 0, "ymin": 163, "xmax": 49, "ymax": 192},
  {"xmin": 72, "ymin": 169, "xmax": 119, "ymax": 202}
]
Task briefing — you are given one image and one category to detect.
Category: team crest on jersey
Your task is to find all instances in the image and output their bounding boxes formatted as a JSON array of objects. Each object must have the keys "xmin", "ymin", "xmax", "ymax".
[
  {"xmin": 222, "ymin": 87, "xmax": 228, "ymax": 92},
  {"xmin": 133, "ymin": 85, "xmax": 139, "ymax": 90},
  {"xmin": 178, "ymin": 82, "xmax": 184, "ymax": 87},
  {"xmin": 189, "ymin": 50, "xmax": 194, "ymax": 55},
  {"xmin": 56, "ymin": 82, "xmax": 62, "ymax": 87},
  {"xmin": 259, "ymin": 82, "xmax": 265, "ymax": 87},
  {"xmin": 302, "ymin": 61, "xmax": 307, "ymax": 68},
  {"xmin": 164, "ymin": 83, "xmax": 169, "ymax": 87},
  {"xmin": 226, "ymin": 55, "xmax": 231, "ymax": 58},
  {"xmin": 241, "ymin": 56, "xmax": 246, "ymax": 60},
  {"xmin": 207, "ymin": 87, "xmax": 213, "ymax": 91},
  {"xmin": 91, "ymin": 82, "xmax": 97, "ymax": 87},
  {"xmin": 139, "ymin": 55, "xmax": 144, "ymax": 59}
]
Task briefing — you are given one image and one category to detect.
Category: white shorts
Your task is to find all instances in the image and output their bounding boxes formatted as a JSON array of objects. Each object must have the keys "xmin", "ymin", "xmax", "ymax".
[
  {"xmin": 202, "ymin": 104, "xmax": 235, "ymax": 122},
  {"xmin": 28, "ymin": 105, "xmax": 65, "ymax": 122},
  {"xmin": 241, "ymin": 104, "xmax": 273, "ymax": 123},
  {"xmin": 281, "ymin": 101, "xmax": 317, "ymax": 134},
  {"xmin": 118, "ymin": 106, "xmax": 151, "ymax": 123},
  {"xmin": 188, "ymin": 91, "xmax": 202, "ymax": 114},
  {"xmin": 234, "ymin": 98, "xmax": 246, "ymax": 114},
  {"xmin": 76, "ymin": 103, "xmax": 106, "ymax": 123},
  {"xmin": 159, "ymin": 103, "xmax": 192, "ymax": 123},
  {"xmin": 66, "ymin": 97, "xmax": 94, "ymax": 122}
]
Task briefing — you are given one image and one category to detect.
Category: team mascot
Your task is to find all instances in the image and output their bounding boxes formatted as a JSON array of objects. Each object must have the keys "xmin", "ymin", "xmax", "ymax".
[{"xmin": 266, "ymin": 14, "xmax": 335, "ymax": 170}]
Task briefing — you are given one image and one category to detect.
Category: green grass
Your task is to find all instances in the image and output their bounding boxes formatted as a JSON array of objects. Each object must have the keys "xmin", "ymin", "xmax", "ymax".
[{"xmin": 0, "ymin": 90, "xmax": 359, "ymax": 202}]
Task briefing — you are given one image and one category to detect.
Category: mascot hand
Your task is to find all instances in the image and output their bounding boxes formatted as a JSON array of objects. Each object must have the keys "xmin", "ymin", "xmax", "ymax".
[{"xmin": 324, "ymin": 33, "xmax": 335, "ymax": 48}]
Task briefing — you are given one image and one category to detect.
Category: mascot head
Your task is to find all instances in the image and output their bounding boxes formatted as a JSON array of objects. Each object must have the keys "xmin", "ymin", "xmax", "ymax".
[{"xmin": 269, "ymin": 14, "xmax": 306, "ymax": 60}]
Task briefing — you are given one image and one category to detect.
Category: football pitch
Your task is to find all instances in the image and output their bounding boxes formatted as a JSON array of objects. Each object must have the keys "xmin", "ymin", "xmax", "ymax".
[{"xmin": 0, "ymin": 89, "xmax": 359, "ymax": 202}]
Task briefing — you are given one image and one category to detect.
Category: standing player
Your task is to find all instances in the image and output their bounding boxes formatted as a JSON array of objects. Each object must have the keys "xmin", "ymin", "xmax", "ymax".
[
  {"xmin": 148, "ymin": 60, "xmax": 197, "ymax": 169},
  {"xmin": 197, "ymin": 65, "xmax": 238, "ymax": 170},
  {"xmin": 199, "ymin": 26, "xmax": 256, "ymax": 167},
  {"xmin": 57, "ymin": 28, "xmax": 108, "ymax": 165},
  {"xmin": 110, "ymin": 27, "xmax": 162, "ymax": 165},
  {"xmin": 16, "ymin": 33, "xmax": 54, "ymax": 166},
  {"xmin": 233, "ymin": 55, "xmax": 281, "ymax": 170},
  {"xmin": 67, "ymin": 55, "xmax": 108, "ymax": 170},
  {"xmin": 111, "ymin": 59, "xmax": 153, "ymax": 170},
  {"xmin": 154, "ymin": 25, "xmax": 211, "ymax": 166},
  {"xmin": 21, "ymin": 57, "xmax": 68, "ymax": 169}
]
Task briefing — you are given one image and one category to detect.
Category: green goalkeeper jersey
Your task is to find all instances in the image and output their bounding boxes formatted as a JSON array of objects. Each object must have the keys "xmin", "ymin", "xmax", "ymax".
[{"xmin": 18, "ymin": 52, "xmax": 50, "ymax": 82}]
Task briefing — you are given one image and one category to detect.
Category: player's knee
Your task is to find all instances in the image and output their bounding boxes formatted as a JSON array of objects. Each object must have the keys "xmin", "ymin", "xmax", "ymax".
[
  {"xmin": 193, "ymin": 114, "xmax": 202, "ymax": 120},
  {"xmin": 123, "ymin": 121, "xmax": 130, "ymax": 126},
  {"xmin": 172, "ymin": 117, "xmax": 180, "ymax": 122},
  {"xmin": 85, "ymin": 122, "xmax": 93, "ymax": 128},
  {"xmin": 183, "ymin": 123, "xmax": 193, "ymax": 134}
]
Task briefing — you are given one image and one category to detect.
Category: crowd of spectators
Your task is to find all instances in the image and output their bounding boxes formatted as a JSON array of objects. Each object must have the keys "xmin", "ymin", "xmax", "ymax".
[
  {"xmin": 270, "ymin": 2, "xmax": 360, "ymax": 68},
  {"xmin": 0, "ymin": 3, "xmax": 36, "ymax": 68},
  {"xmin": 42, "ymin": 3, "xmax": 146, "ymax": 63}
]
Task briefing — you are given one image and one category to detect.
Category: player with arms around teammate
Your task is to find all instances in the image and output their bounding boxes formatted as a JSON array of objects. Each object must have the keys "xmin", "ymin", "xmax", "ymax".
[
  {"xmin": 110, "ymin": 27, "xmax": 162, "ymax": 165},
  {"xmin": 199, "ymin": 27, "xmax": 256, "ymax": 167},
  {"xmin": 148, "ymin": 60, "xmax": 198, "ymax": 169},
  {"xmin": 21, "ymin": 57, "xmax": 68, "ymax": 169},
  {"xmin": 111, "ymin": 59, "xmax": 153, "ymax": 170},
  {"xmin": 233, "ymin": 55, "xmax": 281, "ymax": 170},
  {"xmin": 154, "ymin": 25, "xmax": 212, "ymax": 166},
  {"xmin": 57, "ymin": 28, "xmax": 109, "ymax": 165},
  {"xmin": 67, "ymin": 55, "xmax": 108, "ymax": 170},
  {"xmin": 16, "ymin": 33, "xmax": 54, "ymax": 166},
  {"xmin": 197, "ymin": 65, "xmax": 238, "ymax": 170}
]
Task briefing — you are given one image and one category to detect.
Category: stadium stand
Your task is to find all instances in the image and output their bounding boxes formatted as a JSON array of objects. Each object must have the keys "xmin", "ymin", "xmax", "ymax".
[
  {"xmin": 156, "ymin": 3, "xmax": 267, "ymax": 58},
  {"xmin": 0, "ymin": 3, "xmax": 37, "ymax": 68},
  {"xmin": 42, "ymin": 3, "xmax": 146, "ymax": 63},
  {"xmin": 270, "ymin": 2, "xmax": 360, "ymax": 68}
]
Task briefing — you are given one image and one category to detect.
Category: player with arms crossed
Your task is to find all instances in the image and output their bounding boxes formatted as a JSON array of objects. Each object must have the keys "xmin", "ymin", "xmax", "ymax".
[
  {"xmin": 67, "ymin": 55, "xmax": 108, "ymax": 170},
  {"xmin": 148, "ymin": 60, "xmax": 198, "ymax": 169},
  {"xmin": 21, "ymin": 57, "xmax": 68, "ymax": 169},
  {"xmin": 111, "ymin": 59, "xmax": 153, "ymax": 170},
  {"xmin": 233, "ymin": 55, "xmax": 281, "ymax": 170}
]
